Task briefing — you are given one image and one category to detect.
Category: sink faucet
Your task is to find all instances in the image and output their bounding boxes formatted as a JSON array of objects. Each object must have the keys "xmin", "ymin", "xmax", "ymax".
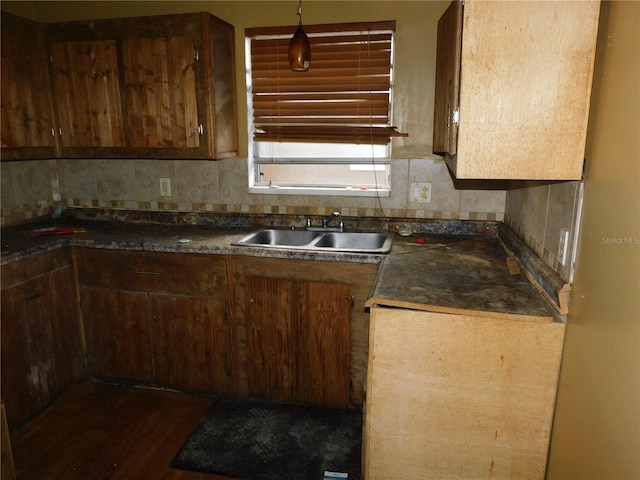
[
  {"xmin": 322, "ymin": 211, "xmax": 340, "ymax": 228},
  {"xmin": 305, "ymin": 211, "xmax": 344, "ymax": 232}
]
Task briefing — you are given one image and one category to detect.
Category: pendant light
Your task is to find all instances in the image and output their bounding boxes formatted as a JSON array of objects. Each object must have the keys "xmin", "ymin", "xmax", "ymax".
[{"xmin": 288, "ymin": 0, "xmax": 311, "ymax": 72}]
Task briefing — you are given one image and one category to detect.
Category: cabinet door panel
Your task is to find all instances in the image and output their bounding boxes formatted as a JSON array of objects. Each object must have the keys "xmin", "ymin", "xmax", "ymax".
[
  {"xmin": 122, "ymin": 36, "xmax": 199, "ymax": 148},
  {"xmin": 81, "ymin": 288, "xmax": 153, "ymax": 381},
  {"xmin": 51, "ymin": 40, "xmax": 125, "ymax": 147},
  {"xmin": 152, "ymin": 295, "xmax": 230, "ymax": 393},
  {"xmin": 0, "ymin": 265, "xmax": 83, "ymax": 429},
  {"xmin": 1, "ymin": 282, "xmax": 37, "ymax": 428},
  {"xmin": 245, "ymin": 276, "xmax": 351, "ymax": 408},
  {"xmin": 432, "ymin": 0, "xmax": 462, "ymax": 156},
  {"xmin": 47, "ymin": 266, "xmax": 85, "ymax": 391},
  {"xmin": 1, "ymin": 13, "xmax": 56, "ymax": 158},
  {"xmin": 296, "ymin": 281, "xmax": 351, "ymax": 407},
  {"xmin": 246, "ymin": 277, "xmax": 296, "ymax": 402}
]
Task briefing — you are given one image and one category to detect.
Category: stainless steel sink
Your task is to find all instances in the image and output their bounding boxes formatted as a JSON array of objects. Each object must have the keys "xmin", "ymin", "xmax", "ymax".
[
  {"xmin": 313, "ymin": 232, "xmax": 390, "ymax": 251},
  {"xmin": 233, "ymin": 229, "xmax": 394, "ymax": 253},
  {"xmin": 236, "ymin": 229, "xmax": 319, "ymax": 246}
]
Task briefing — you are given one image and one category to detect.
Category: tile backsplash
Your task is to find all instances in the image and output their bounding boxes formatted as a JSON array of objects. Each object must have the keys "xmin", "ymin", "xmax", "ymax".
[
  {"xmin": 505, "ymin": 180, "xmax": 583, "ymax": 282},
  {"xmin": 1, "ymin": 156, "xmax": 506, "ymax": 227},
  {"xmin": 2, "ymin": 156, "xmax": 580, "ymax": 283}
]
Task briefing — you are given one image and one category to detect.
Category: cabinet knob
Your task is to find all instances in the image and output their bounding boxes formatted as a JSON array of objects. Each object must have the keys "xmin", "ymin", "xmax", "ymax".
[{"xmin": 198, "ymin": 124, "xmax": 204, "ymax": 136}]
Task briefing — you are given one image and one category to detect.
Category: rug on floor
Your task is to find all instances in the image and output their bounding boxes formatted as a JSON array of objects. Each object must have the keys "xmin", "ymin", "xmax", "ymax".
[{"xmin": 170, "ymin": 396, "xmax": 362, "ymax": 480}]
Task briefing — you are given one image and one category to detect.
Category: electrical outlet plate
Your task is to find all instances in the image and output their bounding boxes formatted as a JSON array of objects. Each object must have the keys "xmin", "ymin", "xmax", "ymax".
[
  {"xmin": 160, "ymin": 178, "xmax": 171, "ymax": 197},
  {"xmin": 410, "ymin": 182, "xmax": 432, "ymax": 203},
  {"xmin": 558, "ymin": 228, "xmax": 570, "ymax": 265}
]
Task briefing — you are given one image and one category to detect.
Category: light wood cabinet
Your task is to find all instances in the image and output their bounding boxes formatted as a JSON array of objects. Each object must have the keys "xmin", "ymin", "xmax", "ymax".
[
  {"xmin": 364, "ymin": 307, "xmax": 565, "ymax": 480},
  {"xmin": 230, "ymin": 256, "xmax": 379, "ymax": 408},
  {"xmin": 0, "ymin": 12, "xmax": 57, "ymax": 160},
  {"xmin": 0, "ymin": 249, "xmax": 84, "ymax": 430},
  {"xmin": 76, "ymin": 249, "xmax": 232, "ymax": 394},
  {"xmin": 44, "ymin": 12, "xmax": 238, "ymax": 159},
  {"xmin": 433, "ymin": 0, "xmax": 600, "ymax": 180}
]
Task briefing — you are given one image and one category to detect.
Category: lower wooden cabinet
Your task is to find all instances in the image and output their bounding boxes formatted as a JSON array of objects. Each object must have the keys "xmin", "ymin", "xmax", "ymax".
[
  {"xmin": 152, "ymin": 295, "xmax": 228, "ymax": 393},
  {"xmin": 81, "ymin": 289, "xmax": 153, "ymax": 382},
  {"xmin": 231, "ymin": 255, "xmax": 379, "ymax": 408},
  {"xmin": 245, "ymin": 276, "xmax": 351, "ymax": 408},
  {"xmin": 76, "ymin": 249, "xmax": 231, "ymax": 394},
  {"xmin": 364, "ymin": 307, "xmax": 565, "ymax": 480},
  {"xmin": 0, "ymin": 249, "xmax": 84, "ymax": 430}
]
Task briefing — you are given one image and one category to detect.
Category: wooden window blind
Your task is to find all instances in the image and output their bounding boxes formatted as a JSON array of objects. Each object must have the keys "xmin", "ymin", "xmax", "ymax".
[{"xmin": 246, "ymin": 21, "xmax": 407, "ymax": 145}]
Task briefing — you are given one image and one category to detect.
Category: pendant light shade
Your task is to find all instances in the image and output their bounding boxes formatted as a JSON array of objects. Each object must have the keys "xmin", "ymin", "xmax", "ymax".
[{"xmin": 289, "ymin": 2, "xmax": 310, "ymax": 72}]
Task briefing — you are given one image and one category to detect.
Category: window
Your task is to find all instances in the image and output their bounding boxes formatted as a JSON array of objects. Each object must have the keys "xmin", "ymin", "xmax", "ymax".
[{"xmin": 245, "ymin": 21, "xmax": 405, "ymax": 196}]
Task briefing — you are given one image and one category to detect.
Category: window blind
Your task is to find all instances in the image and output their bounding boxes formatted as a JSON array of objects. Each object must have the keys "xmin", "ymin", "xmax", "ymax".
[{"xmin": 246, "ymin": 21, "xmax": 407, "ymax": 145}]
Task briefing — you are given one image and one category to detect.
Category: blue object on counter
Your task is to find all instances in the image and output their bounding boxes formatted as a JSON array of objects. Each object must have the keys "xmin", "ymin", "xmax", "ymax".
[{"xmin": 51, "ymin": 203, "xmax": 66, "ymax": 219}]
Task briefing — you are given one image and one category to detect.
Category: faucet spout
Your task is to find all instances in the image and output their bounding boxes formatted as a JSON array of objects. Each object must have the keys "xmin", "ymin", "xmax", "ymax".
[{"xmin": 322, "ymin": 211, "xmax": 340, "ymax": 228}]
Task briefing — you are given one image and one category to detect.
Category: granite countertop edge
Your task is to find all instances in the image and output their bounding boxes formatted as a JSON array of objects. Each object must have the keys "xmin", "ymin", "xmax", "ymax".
[{"xmin": 1, "ymin": 213, "xmax": 564, "ymax": 321}]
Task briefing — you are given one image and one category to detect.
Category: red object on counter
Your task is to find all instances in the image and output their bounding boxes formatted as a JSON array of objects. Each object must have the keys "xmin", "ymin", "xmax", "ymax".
[
  {"xmin": 31, "ymin": 227, "xmax": 87, "ymax": 237},
  {"xmin": 416, "ymin": 237, "xmax": 425, "ymax": 244}
]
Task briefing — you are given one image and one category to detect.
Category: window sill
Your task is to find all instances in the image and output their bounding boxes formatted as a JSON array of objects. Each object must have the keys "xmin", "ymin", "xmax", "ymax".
[{"xmin": 249, "ymin": 186, "xmax": 390, "ymax": 197}]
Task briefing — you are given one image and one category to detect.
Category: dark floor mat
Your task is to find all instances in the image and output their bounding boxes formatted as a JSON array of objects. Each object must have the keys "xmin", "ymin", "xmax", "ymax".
[{"xmin": 170, "ymin": 396, "xmax": 362, "ymax": 480}]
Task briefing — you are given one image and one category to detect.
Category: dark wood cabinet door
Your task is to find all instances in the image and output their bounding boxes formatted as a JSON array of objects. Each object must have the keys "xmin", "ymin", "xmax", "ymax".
[
  {"xmin": 295, "ymin": 281, "xmax": 351, "ymax": 407},
  {"xmin": 245, "ymin": 276, "xmax": 297, "ymax": 403},
  {"xmin": 0, "ymin": 265, "xmax": 83, "ymax": 429},
  {"xmin": 122, "ymin": 36, "xmax": 200, "ymax": 149},
  {"xmin": 152, "ymin": 295, "xmax": 231, "ymax": 393},
  {"xmin": 432, "ymin": 0, "xmax": 462, "ymax": 156},
  {"xmin": 80, "ymin": 288, "xmax": 153, "ymax": 382},
  {"xmin": 50, "ymin": 39, "xmax": 126, "ymax": 149},
  {"xmin": 0, "ymin": 12, "xmax": 57, "ymax": 160},
  {"xmin": 245, "ymin": 276, "xmax": 351, "ymax": 408},
  {"xmin": 44, "ymin": 12, "xmax": 238, "ymax": 159}
]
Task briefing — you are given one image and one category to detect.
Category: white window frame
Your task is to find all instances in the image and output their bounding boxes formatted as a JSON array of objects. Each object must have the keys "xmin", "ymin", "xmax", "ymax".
[{"xmin": 245, "ymin": 25, "xmax": 398, "ymax": 197}]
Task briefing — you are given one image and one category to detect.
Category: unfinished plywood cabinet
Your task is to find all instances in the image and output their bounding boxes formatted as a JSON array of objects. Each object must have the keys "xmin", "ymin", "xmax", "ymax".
[
  {"xmin": 433, "ymin": 0, "xmax": 600, "ymax": 180},
  {"xmin": 364, "ymin": 307, "xmax": 565, "ymax": 479},
  {"xmin": 45, "ymin": 12, "xmax": 238, "ymax": 159}
]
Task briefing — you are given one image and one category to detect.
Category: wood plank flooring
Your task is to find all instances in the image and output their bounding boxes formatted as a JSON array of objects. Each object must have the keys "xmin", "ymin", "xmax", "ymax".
[{"xmin": 11, "ymin": 381, "xmax": 237, "ymax": 479}]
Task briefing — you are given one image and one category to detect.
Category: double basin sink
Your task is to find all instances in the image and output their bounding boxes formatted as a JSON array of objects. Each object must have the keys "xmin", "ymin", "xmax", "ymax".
[{"xmin": 234, "ymin": 228, "xmax": 394, "ymax": 254}]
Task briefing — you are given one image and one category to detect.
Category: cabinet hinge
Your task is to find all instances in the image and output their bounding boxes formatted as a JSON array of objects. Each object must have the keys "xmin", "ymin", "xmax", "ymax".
[
  {"xmin": 49, "ymin": 55, "xmax": 54, "ymax": 64},
  {"xmin": 194, "ymin": 48, "xmax": 199, "ymax": 62},
  {"xmin": 452, "ymin": 109, "xmax": 460, "ymax": 125}
]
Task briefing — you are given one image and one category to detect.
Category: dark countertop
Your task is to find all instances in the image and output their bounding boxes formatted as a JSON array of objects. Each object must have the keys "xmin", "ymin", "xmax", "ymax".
[
  {"xmin": 367, "ymin": 233, "xmax": 556, "ymax": 320},
  {"xmin": 1, "ymin": 216, "xmax": 556, "ymax": 320},
  {"xmin": 0, "ymin": 218, "xmax": 388, "ymax": 265}
]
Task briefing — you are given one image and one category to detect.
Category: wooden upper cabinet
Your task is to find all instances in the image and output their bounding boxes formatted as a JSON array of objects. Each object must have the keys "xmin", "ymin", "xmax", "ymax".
[
  {"xmin": 50, "ymin": 40, "xmax": 126, "ymax": 148},
  {"xmin": 433, "ymin": 0, "xmax": 601, "ymax": 180},
  {"xmin": 121, "ymin": 36, "xmax": 199, "ymax": 149},
  {"xmin": 432, "ymin": 1, "xmax": 462, "ymax": 157},
  {"xmin": 45, "ymin": 12, "xmax": 238, "ymax": 159},
  {"xmin": 0, "ymin": 12, "xmax": 57, "ymax": 160}
]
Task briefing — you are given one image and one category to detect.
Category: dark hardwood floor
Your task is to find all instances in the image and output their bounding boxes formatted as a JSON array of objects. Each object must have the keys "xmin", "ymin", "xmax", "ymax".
[{"xmin": 11, "ymin": 381, "xmax": 236, "ymax": 479}]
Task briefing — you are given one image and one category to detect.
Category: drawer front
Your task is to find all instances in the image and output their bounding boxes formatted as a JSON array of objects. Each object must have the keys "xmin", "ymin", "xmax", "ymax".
[
  {"xmin": 1, "ymin": 249, "xmax": 72, "ymax": 289},
  {"xmin": 76, "ymin": 249, "xmax": 226, "ymax": 296}
]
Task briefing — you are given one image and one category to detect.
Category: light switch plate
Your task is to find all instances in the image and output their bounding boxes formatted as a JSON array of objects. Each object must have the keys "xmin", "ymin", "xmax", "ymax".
[{"xmin": 160, "ymin": 178, "xmax": 171, "ymax": 197}]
